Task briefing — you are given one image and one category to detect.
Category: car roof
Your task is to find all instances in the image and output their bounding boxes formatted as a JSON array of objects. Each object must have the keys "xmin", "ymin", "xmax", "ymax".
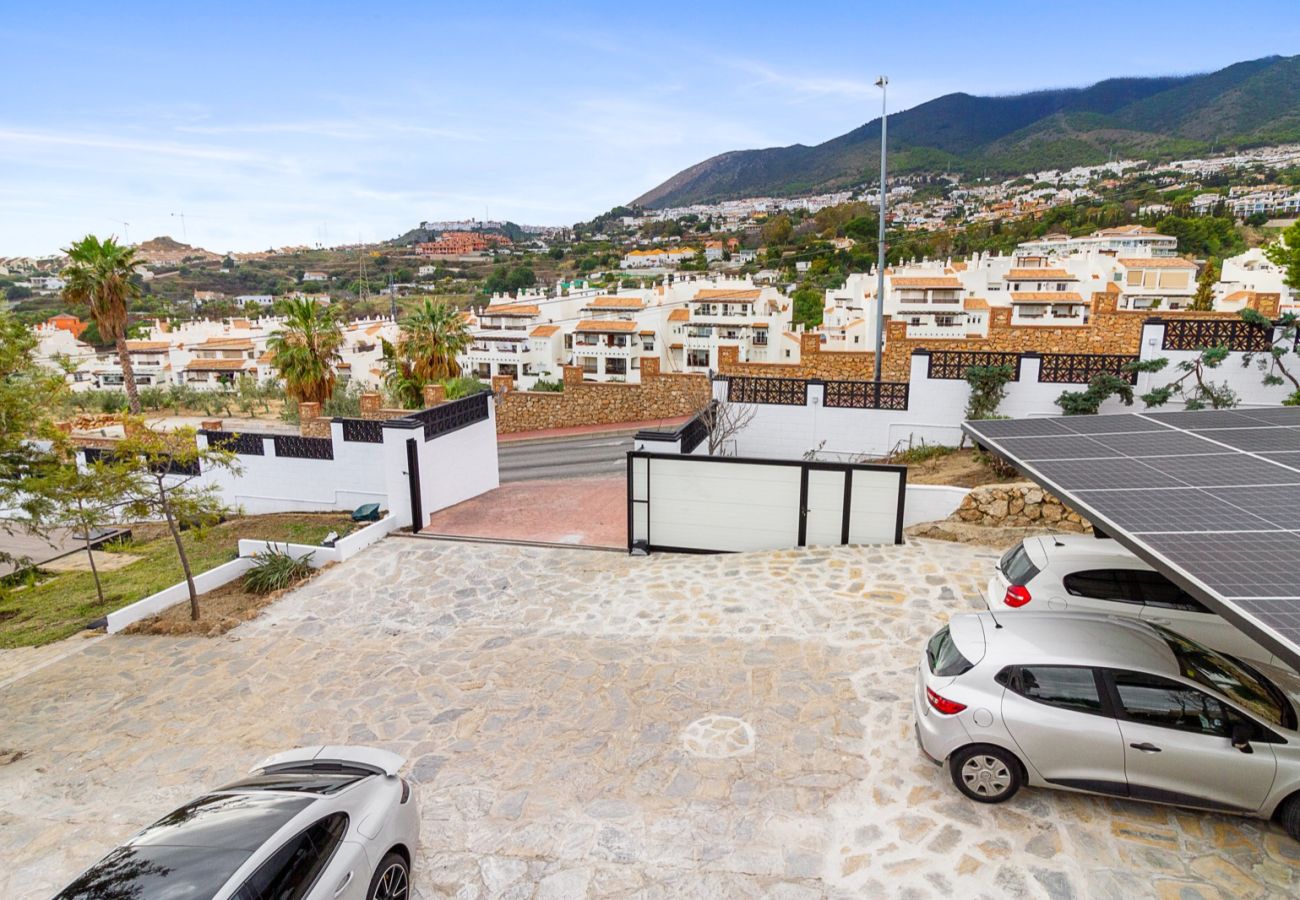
[
  {"xmin": 1031, "ymin": 534, "xmax": 1152, "ymax": 568},
  {"xmin": 954, "ymin": 611, "xmax": 1179, "ymax": 673}
]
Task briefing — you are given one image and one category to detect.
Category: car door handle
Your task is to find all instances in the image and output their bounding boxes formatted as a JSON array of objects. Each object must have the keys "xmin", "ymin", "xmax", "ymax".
[
  {"xmin": 1129, "ymin": 742, "xmax": 1162, "ymax": 753},
  {"xmin": 1146, "ymin": 617, "xmax": 1172, "ymax": 625},
  {"xmin": 334, "ymin": 870, "xmax": 353, "ymax": 896}
]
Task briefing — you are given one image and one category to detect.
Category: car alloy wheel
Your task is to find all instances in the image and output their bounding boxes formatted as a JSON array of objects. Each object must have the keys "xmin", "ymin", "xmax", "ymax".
[
  {"xmin": 960, "ymin": 753, "xmax": 1013, "ymax": 799},
  {"xmin": 372, "ymin": 860, "xmax": 408, "ymax": 900}
]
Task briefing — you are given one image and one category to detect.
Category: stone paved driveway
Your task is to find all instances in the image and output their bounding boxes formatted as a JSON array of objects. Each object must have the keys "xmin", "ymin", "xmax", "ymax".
[{"xmin": 2, "ymin": 537, "xmax": 1298, "ymax": 899}]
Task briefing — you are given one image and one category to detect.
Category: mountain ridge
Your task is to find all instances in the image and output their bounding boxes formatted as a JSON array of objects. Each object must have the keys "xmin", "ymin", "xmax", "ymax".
[{"xmin": 633, "ymin": 56, "xmax": 1300, "ymax": 208}]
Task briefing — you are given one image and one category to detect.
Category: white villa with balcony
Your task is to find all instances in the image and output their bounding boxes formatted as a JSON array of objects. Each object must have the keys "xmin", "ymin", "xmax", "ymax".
[
  {"xmin": 459, "ymin": 276, "xmax": 791, "ymax": 387},
  {"xmin": 1114, "ymin": 257, "xmax": 1198, "ymax": 310},
  {"xmin": 816, "ymin": 227, "xmax": 1205, "ymax": 350}
]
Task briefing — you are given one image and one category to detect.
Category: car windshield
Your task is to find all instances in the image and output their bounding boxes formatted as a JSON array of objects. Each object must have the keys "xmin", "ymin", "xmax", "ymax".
[
  {"xmin": 1156, "ymin": 625, "xmax": 1293, "ymax": 728},
  {"xmin": 53, "ymin": 843, "xmax": 251, "ymax": 899}
]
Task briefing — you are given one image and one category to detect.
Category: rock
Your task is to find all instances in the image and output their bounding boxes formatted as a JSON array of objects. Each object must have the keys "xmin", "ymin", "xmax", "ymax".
[
  {"xmin": 537, "ymin": 867, "xmax": 592, "ymax": 900},
  {"xmin": 479, "ymin": 856, "xmax": 528, "ymax": 894}
]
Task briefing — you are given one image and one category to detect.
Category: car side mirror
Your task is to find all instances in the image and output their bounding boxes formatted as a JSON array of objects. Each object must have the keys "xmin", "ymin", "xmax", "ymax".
[{"xmin": 1231, "ymin": 722, "xmax": 1254, "ymax": 754}]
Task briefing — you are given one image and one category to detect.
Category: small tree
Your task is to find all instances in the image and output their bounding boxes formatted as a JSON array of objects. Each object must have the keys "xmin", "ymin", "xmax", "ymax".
[
  {"xmin": 28, "ymin": 458, "xmax": 136, "ymax": 604},
  {"xmin": 698, "ymin": 399, "xmax": 755, "ymax": 456},
  {"xmin": 1188, "ymin": 260, "xmax": 1217, "ymax": 312},
  {"xmin": 1239, "ymin": 308, "xmax": 1300, "ymax": 404},
  {"xmin": 116, "ymin": 425, "xmax": 240, "ymax": 620},
  {"xmin": 963, "ymin": 364, "xmax": 1015, "ymax": 421},
  {"xmin": 1140, "ymin": 346, "xmax": 1238, "ymax": 410},
  {"xmin": 1265, "ymin": 221, "xmax": 1300, "ymax": 292},
  {"xmin": 1056, "ymin": 372, "xmax": 1139, "ymax": 415}
]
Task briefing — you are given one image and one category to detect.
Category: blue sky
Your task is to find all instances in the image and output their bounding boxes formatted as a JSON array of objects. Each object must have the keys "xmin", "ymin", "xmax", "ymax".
[{"xmin": 3, "ymin": 1, "xmax": 1298, "ymax": 256}]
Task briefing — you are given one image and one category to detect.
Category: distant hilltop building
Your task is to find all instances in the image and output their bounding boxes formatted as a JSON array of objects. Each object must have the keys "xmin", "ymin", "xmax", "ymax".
[
  {"xmin": 620, "ymin": 247, "xmax": 697, "ymax": 269},
  {"xmin": 416, "ymin": 231, "xmax": 512, "ymax": 257}
]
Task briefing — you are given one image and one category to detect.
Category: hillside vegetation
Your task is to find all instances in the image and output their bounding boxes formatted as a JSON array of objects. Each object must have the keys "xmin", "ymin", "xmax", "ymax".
[{"xmin": 635, "ymin": 55, "xmax": 1300, "ymax": 207}]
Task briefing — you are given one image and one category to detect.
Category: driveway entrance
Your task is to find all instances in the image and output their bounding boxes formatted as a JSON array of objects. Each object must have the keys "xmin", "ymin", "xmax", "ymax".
[{"xmin": 422, "ymin": 476, "xmax": 626, "ymax": 548}]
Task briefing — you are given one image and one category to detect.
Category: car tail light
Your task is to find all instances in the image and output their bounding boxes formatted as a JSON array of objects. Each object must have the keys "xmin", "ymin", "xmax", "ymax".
[
  {"xmin": 1003, "ymin": 585, "xmax": 1032, "ymax": 608},
  {"xmin": 400, "ymin": 778, "xmax": 411, "ymax": 804},
  {"xmin": 926, "ymin": 687, "xmax": 967, "ymax": 715}
]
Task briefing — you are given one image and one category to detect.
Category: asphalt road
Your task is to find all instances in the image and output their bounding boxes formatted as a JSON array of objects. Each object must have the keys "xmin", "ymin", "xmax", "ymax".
[{"xmin": 497, "ymin": 433, "xmax": 634, "ymax": 482}]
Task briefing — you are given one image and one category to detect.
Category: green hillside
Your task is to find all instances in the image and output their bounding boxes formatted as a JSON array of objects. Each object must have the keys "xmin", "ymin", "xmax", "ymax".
[{"xmin": 634, "ymin": 55, "xmax": 1300, "ymax": 208}]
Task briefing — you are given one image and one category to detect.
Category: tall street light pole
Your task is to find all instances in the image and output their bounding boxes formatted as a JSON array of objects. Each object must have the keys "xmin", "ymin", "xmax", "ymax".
[{"xmin": 873, "ymin": 75, "xmax": 889, "ymax": 382}]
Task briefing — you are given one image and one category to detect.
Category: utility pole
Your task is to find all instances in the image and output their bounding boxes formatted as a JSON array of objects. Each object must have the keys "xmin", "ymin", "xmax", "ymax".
[{"xmin": 873, "ymin": 75, "xmax": 889, "ymax": 383}]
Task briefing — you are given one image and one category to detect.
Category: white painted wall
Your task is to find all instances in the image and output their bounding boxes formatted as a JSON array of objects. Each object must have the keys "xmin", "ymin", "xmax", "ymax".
[
  {"xmin": 105, "ymin": 558, "xmax": 254, "ymax": 633},
  {"xmin": 727, "ymin": 323, "xmax": 1296, "ymax": 461},
  {"xmin": 198, "ymin": 425, "xmax": 389, "ymax": 515},
  {"xmin": 904, "ymin": 485, "xmax": 970, "ymax": 527},
  {"xmin": 416, "ymin": 412, "xmax": 500, "ymax": 522}
]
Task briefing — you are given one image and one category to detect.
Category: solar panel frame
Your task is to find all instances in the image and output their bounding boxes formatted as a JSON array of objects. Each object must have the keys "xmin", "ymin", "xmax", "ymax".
[{"xmin": 962, "ymin": 408, "xmax": 1300, "ymax": 669}]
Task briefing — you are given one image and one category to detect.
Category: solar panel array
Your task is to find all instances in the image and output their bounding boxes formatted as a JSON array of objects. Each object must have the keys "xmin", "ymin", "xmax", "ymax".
[{"xmin": 963, "ymin": 407, "xmax": 1300, "ymax": 663}]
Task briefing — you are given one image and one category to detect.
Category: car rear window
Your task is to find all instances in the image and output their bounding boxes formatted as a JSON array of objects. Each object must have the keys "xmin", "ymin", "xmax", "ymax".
[
  {"xmin": 926, "ymin": 625, "xmax": 974, "ymax": 677},
  {"xmin": 218, "ymin": 772, "xmax": 368, "ymax": 795},
  {"xmin": 999, "ymin": 544, "xmax": 1040, "ymax": 586}
]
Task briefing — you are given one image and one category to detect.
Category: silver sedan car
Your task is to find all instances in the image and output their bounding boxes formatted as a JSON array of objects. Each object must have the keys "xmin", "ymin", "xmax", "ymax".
[
  {"xmin": 914, "ymin": 611, "xmax": 1300, "ymax": 841},
  {"xmin": 53, "ymin": 746, "xmax": 419, "ymax": 900}
]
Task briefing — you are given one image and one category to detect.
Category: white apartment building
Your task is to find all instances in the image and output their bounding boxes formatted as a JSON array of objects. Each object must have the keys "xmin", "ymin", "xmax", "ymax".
[
  {"xmin": 619, "ymin": 247, "xmax": 696, "ymax": 269},
  {"xmin": 1017, "ymin": 225, "xmax": 1177, "ymax": 258},
  {"xmin": 818, "ymin": 228, "xmax": 1200, "ymax": 351},
  {"xmin": 459, "ymin": 276, "xmax": 791, "ymax": 387},
  {"xmin": 1217, "ymin": 247, "xmax": 1296, "ymax": 312},
  {"xmin": 43, "ymin": 315, "xmax": 396, "ymax": 393}
]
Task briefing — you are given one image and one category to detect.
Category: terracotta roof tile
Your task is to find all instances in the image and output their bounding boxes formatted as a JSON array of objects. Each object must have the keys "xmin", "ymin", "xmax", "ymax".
[
  {"xmin": 1005, "ymin": 268, "xmax": 1076, "ymax": 280},
  {"xmin": 586, "ymin": 296, "xmax": 646, "ymax": 309},
  {"xmin": 184, "ymin": 358, "xmax": 254, "ymax": 371},
  {"xmin": 196, "ymin": 337, "xmax": 254, "ymax": 350},
  {"xmin": 529, "ymin": 324, "xmax": 561, "ymax": 337},
  {"xmin": 1117, "ymin": 257, "xmax": 1196, "ymax": 268},
  {"xmin": 891, "ymin": 277, "xmax": 962, "ymax": 288},
  {"xmin": 667, "ymin": 309, "xmax": 689, "ymax": 321},
  {"xmin": 693, "ymin": 288, "xmax": 761, "ymax": 300},
  {"xmin": 483, "ymin": 303, "xmax": 540, "ymax": 316},
  {"xmin": 963, "ymin": 298, "xmax": 990, "ymax": 310},
  {"xmin": 125, "ymin": 341, "xmax": 170, "ymax": 351},
  {"xmin": 1010, "ymin": 292, "xmax": 1083, "ymax": 302},
  {"xmin": 575, "ymin": 319, "xmax": 638, "ymax": 333}
]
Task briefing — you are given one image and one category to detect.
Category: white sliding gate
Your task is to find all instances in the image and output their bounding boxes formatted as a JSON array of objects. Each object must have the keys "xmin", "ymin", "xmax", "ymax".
[{"xmin": 627, "ymin": 451, "xmax": 906, "ymax": 553}]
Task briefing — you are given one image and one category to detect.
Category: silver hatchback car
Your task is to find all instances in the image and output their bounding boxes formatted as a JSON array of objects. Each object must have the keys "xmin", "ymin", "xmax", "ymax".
[
  {"xmin": 914, "ymin": 611, "xmax": 1300, "ymax": 840},
  {"xmin": 53, "ymin": 746, "xmax": 419, "ymax": 900}
]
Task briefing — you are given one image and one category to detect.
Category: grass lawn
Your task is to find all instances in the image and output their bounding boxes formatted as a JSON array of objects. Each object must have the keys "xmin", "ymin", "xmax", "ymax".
[{"xmin": 0, "ymin": 513, "xmax": 354, "ymax": 649}]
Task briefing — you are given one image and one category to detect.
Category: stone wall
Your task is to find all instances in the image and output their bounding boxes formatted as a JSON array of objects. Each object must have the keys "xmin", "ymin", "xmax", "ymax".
[
  {"xmin": 494, "ymin": 357, "xmax": 711, "ymax": 434},
  {"xmin": 949, "ymin": 482, "xmax": 1091, "ymax": 532},
  {"xmin": 719, "ymin": 290, "xmax": 1283, "ymax": 383}
]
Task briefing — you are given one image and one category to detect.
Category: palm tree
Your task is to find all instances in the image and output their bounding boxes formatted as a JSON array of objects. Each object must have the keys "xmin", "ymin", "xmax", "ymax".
[
  {"xmin": 267, "ymin": 297, "xmax": 344, "ymax": 406},
  {"xmin": 62, "ymin": 235, "xmax": 144, "ymax": 413},
  {"xmin": 401, "ymin": 298, "xmax": 471, "ymax": 382}
]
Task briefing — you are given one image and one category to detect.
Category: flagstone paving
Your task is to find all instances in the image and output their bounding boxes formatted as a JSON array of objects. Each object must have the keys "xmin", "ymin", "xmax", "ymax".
[{"xmin": 1, "ymin": 536, "xmax": 1298, "ymax": 898}]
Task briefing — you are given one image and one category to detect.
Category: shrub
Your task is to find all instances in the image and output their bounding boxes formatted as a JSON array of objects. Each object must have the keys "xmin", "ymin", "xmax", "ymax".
[
  {"xmin": 530, "ymin": 377, "xmax": 564, "ymax": 392},
  {"xmin": 442, "ymin": 375, "xmax": 488, "ymax": 399},
  {"xmin": 242, "ymin": 547, "xmax": 314, "ymax": 595},
  {"xmin": 888, "ymin": 440, "xmax": 955, "ymax": 465}
]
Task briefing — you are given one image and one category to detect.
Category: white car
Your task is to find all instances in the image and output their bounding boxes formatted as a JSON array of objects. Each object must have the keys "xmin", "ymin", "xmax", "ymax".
[
  {"xmin": 914, "ymin": 611, "xmax": 1300, "ymax": 839},
  {"xmin": 53, "ymin": 746, "xmax": 419, "ymax": 900},
  {"xmin": 987, "ymin": 534, "xmax": 1288, "ymax": 669}
]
